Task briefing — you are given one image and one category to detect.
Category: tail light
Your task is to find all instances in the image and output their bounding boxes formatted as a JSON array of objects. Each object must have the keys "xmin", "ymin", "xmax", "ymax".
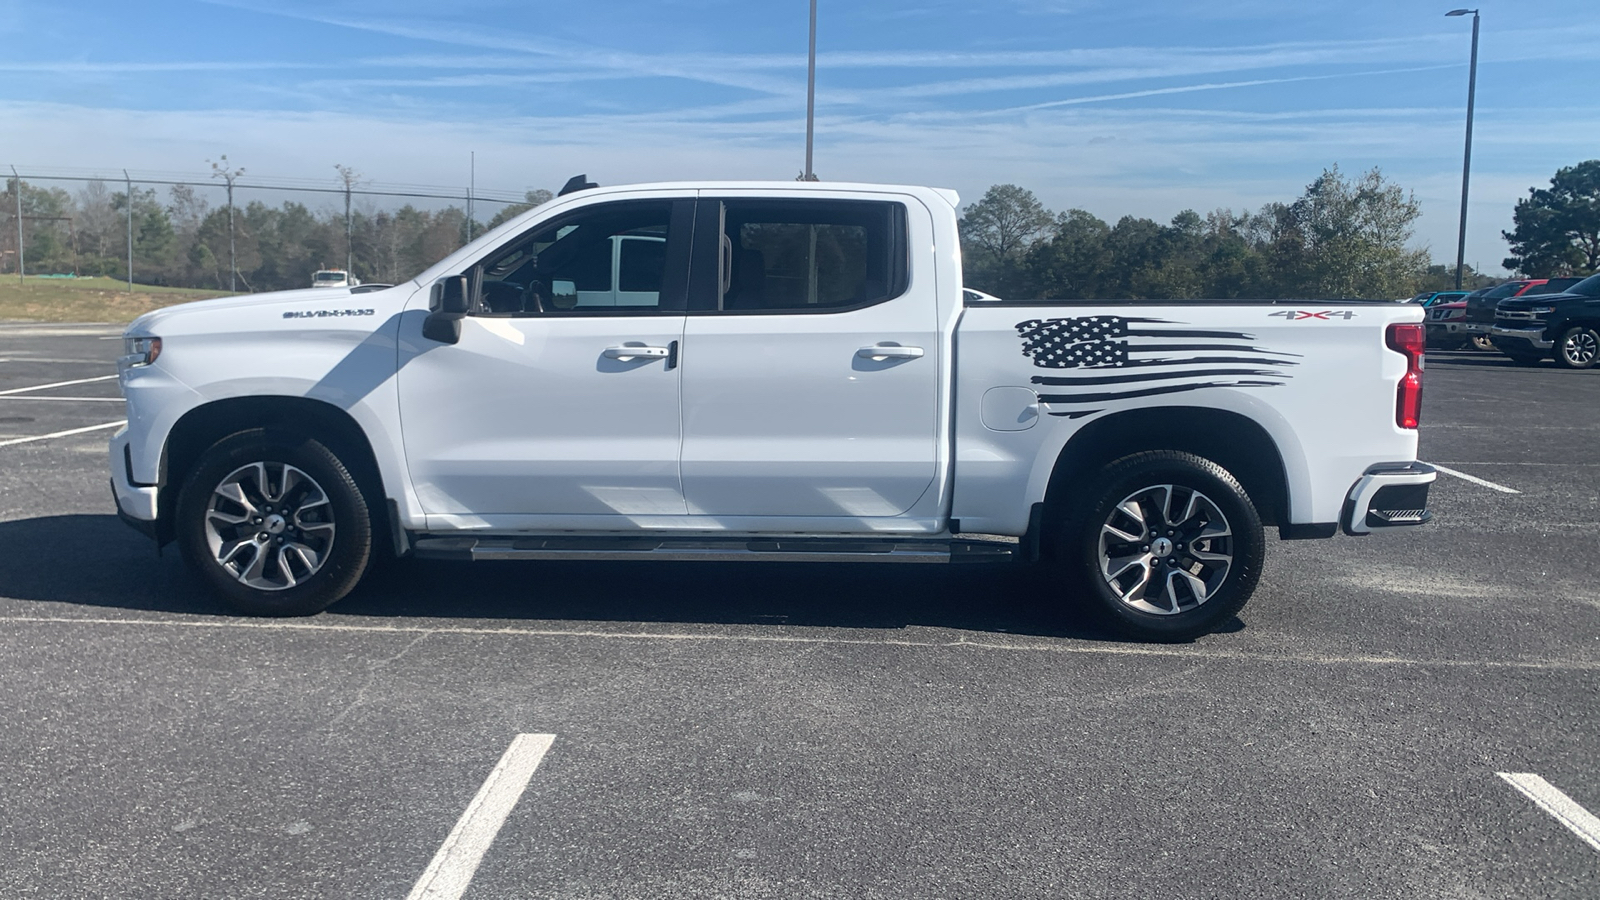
[{"xmin": 1387, "ymin": 323, "xmax": 1425, "ymax": 429}]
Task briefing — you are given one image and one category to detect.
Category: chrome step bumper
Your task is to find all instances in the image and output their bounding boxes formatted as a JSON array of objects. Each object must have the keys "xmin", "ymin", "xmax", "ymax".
[{"xmin": 1342, "ymin": 462, "xmax": 1436, "ymax": 536}]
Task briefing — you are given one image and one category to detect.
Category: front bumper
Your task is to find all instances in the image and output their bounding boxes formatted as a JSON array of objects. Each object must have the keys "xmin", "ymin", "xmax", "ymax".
[
  {"xmin": 1490, "ymin": 324, "xmax": 1552, "ymax": 350},
  {"xmin": 1342, "ymin": 462, "xmax": 1436, "ymax": 536},
  {"xmin": 109, "ymin": 426, "xmax": 160, "ymax": 540}
]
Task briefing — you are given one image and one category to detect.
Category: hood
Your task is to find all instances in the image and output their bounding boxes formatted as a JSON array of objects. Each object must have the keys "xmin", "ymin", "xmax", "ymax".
[
  {"xmin": 125, "ymin": 282, "xmax": 417, "ymax": 336},
  {"xmin": 1498, "ymin": 292, "xmax": 1578, "ymax": 311}
]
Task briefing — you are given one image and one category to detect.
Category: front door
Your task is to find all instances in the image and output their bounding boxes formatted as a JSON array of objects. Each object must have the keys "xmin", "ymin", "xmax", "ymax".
[
  {"xmin": 397, "ymin": 198, "xmax": 693, "ymax": 526},
  {"xmin": 677, "ymin": 196, "xmax": 941, "ymax": 522}
]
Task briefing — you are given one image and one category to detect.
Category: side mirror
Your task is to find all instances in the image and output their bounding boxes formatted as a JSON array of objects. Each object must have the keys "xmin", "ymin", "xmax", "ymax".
[
  {"xmin": 424, "ymin": 275, "xmax": 470, "ymax": 344},
  {"xmin": 429, "ymin": 275, "xmax": 471, "ymax": 314}
]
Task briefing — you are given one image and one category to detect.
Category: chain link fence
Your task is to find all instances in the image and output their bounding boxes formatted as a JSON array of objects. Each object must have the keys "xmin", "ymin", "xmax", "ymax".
[{"xmin": 2, "ymin": 164, "xmax": 555, "ymax": 293}]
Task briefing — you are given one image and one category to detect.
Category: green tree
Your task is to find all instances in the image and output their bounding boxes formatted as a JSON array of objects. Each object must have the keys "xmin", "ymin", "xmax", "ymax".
[
  {"xmin": 959, "ymin": 184, "xmax": 1055, "ymax": 299},
  {"xmin": 1502, "ymin": 160, "xmax": 1600, "ymax": 276},
  {"xmin": 1262, "ymin": 166, "xmax": 1428, "ymax": 298},
  {"xmin": 114, "ymin": 187, "xmax": 178, "ymax": 282},
  {"xmin": 1027, "ymin": 209, "xmax": 1111, "ymax": 299},
  {"xmin": 485, "ymin": 189, "xmax": 555, "ymax": 231},
  {"xmin": 4, "ymin": 178, "xmax": 77, "ymax": 274}
]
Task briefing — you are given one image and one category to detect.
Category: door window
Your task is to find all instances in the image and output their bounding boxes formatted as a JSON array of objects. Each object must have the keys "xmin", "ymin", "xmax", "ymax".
[
  {"xmin": 692, "ymin": 199, "xmax": 908, "ymax": 313},
  {"xmin": 472, "ymin": 200, "xmax": 690, "ymax": 315}
]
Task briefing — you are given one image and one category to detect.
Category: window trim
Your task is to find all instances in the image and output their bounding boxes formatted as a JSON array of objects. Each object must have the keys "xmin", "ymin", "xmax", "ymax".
[
  {"xmin": 686, "ymin": 198, "xmax": 911, "ymax": 316},
  {"xmin": 463, "ymin": 198, "xmax": 694, "ymax": 318}
]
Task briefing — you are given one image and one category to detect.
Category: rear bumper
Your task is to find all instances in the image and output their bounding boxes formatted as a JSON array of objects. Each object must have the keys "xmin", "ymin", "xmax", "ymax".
[{"xmin": 1342, "ymin": 462, "xmax": 1435, "ymax": 536}]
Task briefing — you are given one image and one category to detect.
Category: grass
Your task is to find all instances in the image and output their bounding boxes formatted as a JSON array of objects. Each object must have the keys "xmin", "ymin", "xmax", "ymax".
[{"xmin": 0, "ymin": 275, "xmax": 237, "ymax": 324}]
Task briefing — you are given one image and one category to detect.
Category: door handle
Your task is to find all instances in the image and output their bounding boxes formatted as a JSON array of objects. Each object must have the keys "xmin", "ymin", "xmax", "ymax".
[
  {"xmin": 603, "ymin": 345, "xmax": 671, "ymax": 361},
  {"xmin": 856, "ymin": 344, "xmax": 925, "ymax": 360}
]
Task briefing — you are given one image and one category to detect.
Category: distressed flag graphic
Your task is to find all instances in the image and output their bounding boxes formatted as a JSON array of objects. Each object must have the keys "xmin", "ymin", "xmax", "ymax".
[{"xmin": 1015, "ymin": 315, "xmax": 1299, "ymax": 414}]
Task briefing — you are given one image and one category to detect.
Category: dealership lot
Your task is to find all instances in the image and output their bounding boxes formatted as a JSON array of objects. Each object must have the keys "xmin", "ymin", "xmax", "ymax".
[{"xmin": 0, "ymin": 322, "xmax": 1596, "ymax": 899}]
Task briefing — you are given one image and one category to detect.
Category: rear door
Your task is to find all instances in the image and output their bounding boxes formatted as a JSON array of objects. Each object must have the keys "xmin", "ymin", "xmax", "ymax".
[
  {"xmin": 397, "ymin": 197, "xmax": 693, "ymax": 526},
  {"xmin": 677, "ymin": 193, "xmax": 942, "ymax": 523}
]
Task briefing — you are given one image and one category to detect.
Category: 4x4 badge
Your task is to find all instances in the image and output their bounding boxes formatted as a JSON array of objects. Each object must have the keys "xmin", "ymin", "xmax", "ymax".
[{"xmin": 1269, "ymin": 310, "xmax": 1357, "ymax": 320}]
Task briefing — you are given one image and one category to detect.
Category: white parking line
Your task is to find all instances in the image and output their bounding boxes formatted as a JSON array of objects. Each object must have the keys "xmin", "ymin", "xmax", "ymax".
[
  {"xmin": 1431, "ymin": 463, "xmax": 1521, "ymax": 495},
  {"xmin": 407, "ymin": 734, "xmax": 556, "ymax": 900},
  {"xmin": 0, "ymin": 374, "xmax": 119, "ymax": 396},
  {"xmin": 0, "ymin": 396, "xmax": 124, "ymax": 402},
  {"xmin": 1497, "ymin": 773, "xmax": 1600, "ymax": 853},
  {"xmin": 0, "ymin": 420, "xmax": 126, "ymax": 448},
  {"xmin": 0, "ymin": 357, "xmax": 116, "ymax": 364}
]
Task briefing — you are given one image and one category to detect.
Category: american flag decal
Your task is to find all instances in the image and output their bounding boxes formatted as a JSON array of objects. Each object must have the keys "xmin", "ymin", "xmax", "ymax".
[{"xmin": 1016, "ymin": 315, "xmax": 1299, "ymax": 414}]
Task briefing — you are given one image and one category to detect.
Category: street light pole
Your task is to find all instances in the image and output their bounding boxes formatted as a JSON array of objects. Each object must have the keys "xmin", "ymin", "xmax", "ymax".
[
  {"xmin": 803, "ymin": 0, "xmax": 818, "ymax": 181},
  {"xmin": 1447, "ymin": 8, "xmax": 1480, "ymax": 290}
]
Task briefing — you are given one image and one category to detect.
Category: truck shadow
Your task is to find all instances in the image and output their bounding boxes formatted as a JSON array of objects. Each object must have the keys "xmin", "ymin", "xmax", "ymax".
[{"xmin": 0, "ymin": 515, "xmax": 1233, "ymax": 643}]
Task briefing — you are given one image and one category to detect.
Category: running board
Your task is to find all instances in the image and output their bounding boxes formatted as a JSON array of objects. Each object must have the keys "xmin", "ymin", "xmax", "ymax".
[{"xmin": 410, "ymin": 536, "xmax": 1017, "ymax": 564}]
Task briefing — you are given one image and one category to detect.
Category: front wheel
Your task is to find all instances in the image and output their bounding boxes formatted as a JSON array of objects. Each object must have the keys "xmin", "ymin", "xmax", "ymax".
[
  {"xmin": 1057, "ymin": 451, "xmax": 1264, "ymax": 642},
  {"xmin": 1555, "ymin": 325, "xmax": 1600, "ymax": 370},
  {"xmin": 176, "ymin": 430, "xmax": 373, "ymax": 616}
]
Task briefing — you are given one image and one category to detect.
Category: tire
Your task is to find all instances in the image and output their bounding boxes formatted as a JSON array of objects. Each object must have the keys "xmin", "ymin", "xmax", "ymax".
[
  {"xmin": 1470, "ymin": 335, "xmax": 1495, "ymax": 352},
  {"xmin": 1056, "ymin": 451, "xmax": 1264, "ymax": 642},
  {"xmin": 176, "ymin": 429, "xmax": 373, "ymax": 616},
  {"xmin": 1554, "ymin": 325, "xmax": 1600, "ymax": 370}
]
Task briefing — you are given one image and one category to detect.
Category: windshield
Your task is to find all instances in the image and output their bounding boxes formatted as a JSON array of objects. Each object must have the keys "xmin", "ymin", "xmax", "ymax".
[
  {"xmin": 1484, "ymin": 282, "xmax": 1528, "ymax": 299},
  {"xmin": 1569, "ymin": 273, "xmax": 1600, "ymax": 298},
  {"xmin": 315, "ymin": 272, "xmax": 344, "ymax": 282}
]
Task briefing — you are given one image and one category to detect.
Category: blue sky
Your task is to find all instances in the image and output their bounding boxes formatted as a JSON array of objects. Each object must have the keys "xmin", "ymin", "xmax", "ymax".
[{"xmin": 2, "ymin": 0, "xmax": 1597, "ymax": 274}]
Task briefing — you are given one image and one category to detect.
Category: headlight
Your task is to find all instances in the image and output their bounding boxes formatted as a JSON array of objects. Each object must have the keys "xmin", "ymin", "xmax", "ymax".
[
  {"xmin": 1529, "ymin": 306, "xmax": 1556, "ymax": 315},
  {"xmin": 123, "ymin": 336, "xmax": 162, "ymax": 367}
]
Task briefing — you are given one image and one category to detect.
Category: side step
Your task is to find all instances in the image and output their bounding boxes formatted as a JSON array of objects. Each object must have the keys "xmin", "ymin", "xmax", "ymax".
[{"xmin": 410, "ymin": 535, "xmax": 1017, "ymax": 564}]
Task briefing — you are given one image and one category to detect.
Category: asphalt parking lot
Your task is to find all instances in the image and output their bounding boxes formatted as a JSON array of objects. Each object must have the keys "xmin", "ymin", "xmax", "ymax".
[{"xmin": 0, "ymin": 321, "xmax": 1596, "ymax": 899}]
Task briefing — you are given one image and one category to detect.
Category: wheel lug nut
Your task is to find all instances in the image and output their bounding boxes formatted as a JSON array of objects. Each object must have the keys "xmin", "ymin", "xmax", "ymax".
[
  {"xmin": 253, "ymin": 517, "xmax": 262, "ymax": 524},
  {"xmin": 276, "ymin": 537, "xmax": 284, "ymax": 544},
  {"xmin": 257, "ymin": 532, "xmax": 268, "ymax": 541}
]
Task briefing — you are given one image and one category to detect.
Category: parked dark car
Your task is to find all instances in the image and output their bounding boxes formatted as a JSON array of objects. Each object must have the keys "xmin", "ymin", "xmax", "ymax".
[
  {"xmin": 1460, "ymin": 278, "xmax": 1584, "ymax": 351},
  {"xmin": 1489, "ymin": 273, "xmax": 1600, "ymax": 368}
]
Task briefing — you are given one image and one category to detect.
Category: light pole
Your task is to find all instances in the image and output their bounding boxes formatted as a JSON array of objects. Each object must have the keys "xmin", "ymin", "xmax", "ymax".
[
  {"xmin": 803, "ymin": 0, "xmax": 818, "ymax": 181},
  {"xmin": 1447, "ymin": 8, "xmax": 1479, "ymax": 290}
]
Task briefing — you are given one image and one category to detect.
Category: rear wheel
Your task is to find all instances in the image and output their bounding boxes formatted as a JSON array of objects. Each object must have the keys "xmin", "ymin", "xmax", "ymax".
[
  {"xmin": 1555, "ymin": 325, "xmax": 1599, "ymax": 369},
  {"xmin": 176, "ymin": 430, "xmax": 373, "ymax": 616},
  {"xmin": 1056, "ymin": 451, "xmax": 1264, "ymax": 642}
]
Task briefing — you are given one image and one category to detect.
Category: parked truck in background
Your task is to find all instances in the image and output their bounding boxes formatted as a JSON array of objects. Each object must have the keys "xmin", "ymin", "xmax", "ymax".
[
  {"xmin": 110, "ymin": 180, "xmax": 1434, "ymax": 642},
  {"xmin": 1490, "ymin": 273, "xmax": 1600, "ymax": 368},
  {"xmin": 311, "ymin": 269, "xmax": 361, "ymax": 289}
]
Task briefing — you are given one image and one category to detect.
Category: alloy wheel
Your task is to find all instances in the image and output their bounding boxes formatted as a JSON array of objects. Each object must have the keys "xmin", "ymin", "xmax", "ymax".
[
  {"xmin": 203, "ymin": 461, "xmax": 337, "ymax": 590},
  {"xmin": 1097, "ymin": 484, "xmax": 1233, "ymax": 616},
  {"xmin": 1562, "ymin": 330, "xmax": 1598, "ymax": 366}
]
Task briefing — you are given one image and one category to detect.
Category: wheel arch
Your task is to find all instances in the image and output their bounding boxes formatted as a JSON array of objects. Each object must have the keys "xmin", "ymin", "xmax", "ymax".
[
  {"xmin": 1040, "ymin": 406, "xmax": 1290, "ymax": 539},
  {"xmin": 157, "ymin": 396, "xmax": 392, "ymax": 548}
]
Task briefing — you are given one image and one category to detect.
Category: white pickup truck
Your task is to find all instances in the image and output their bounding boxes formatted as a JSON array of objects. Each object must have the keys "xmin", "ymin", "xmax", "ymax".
[{"xmin": 110, "ymin": 180, "xmax": 1434, "ymax": 641}]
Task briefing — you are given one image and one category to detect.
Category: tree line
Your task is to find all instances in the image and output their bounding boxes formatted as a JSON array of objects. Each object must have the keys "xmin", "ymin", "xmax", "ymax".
[
  {"xmin": 0, "ymin": 177, "xmax": 552, "ymax": 292},
  {"xmin": 6, "ymin": 159, "xmax": 1597, "ymax": 297},
  {"xmin": 959, "ymin": 166, "xmax": 1484, "ymax": 302}
]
